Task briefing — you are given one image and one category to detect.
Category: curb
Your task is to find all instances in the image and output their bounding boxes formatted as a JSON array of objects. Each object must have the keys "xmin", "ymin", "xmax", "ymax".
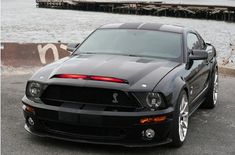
[{"xmin": 219, "ymin": 66, "xmax": 235, "ymax": 77}]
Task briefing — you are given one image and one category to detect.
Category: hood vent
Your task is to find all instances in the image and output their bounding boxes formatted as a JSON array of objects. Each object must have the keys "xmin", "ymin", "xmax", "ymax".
[{"xmin": 136, "ymin": 59, "xmax": 153, "ymax": 63}]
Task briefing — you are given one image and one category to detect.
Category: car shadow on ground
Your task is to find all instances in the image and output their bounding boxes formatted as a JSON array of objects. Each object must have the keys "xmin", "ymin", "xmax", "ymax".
[{"xmin": 27, "ymin": 135, "xmax": 177, "ymax": 154}]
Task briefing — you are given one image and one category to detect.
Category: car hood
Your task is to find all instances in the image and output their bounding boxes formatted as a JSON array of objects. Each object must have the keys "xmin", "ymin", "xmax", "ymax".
[{"xmin": 30, "ymin": 54, "xmax": 180, "ymax": 91}]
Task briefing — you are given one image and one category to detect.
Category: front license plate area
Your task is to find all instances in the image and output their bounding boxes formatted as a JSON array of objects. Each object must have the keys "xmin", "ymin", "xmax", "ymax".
[
  {"xmin": 80, "ymin": 114, "xmax": 102, "ymax": 126},
  {"xmin": 58, "ymin": 103, "xmax": 81, "ymax": 123},
  {"xmin": 80, "ymin": 105, "xmax": 104, "ymax": 126},
  {"xmin": 58, "ymin": 112, "xmax": 78, "ymax": 123}
]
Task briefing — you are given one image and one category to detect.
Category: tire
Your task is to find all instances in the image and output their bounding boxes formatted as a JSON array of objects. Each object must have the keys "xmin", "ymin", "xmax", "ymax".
[
  {"xmin": 201, "ymin": 67, "xmax": 218, "ymax": 109},
  {"xmin": 170, "ymin": 90, "xmax": 189, "ymax": 147}
]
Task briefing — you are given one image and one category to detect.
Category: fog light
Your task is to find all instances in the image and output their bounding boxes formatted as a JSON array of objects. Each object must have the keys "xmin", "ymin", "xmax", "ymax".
[
  {"xmin": 142, "ymin": 128, "xmax": 155, "ymax": 140},
  {"xmin": 28, "ymin": 117, "xmax": 34, "ymax": 126}
]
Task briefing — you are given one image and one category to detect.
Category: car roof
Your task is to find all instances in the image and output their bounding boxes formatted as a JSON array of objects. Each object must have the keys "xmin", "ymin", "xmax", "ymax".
[{"xmin": 98, "ymin": 23, "xmax": 188, "ymax": 33}]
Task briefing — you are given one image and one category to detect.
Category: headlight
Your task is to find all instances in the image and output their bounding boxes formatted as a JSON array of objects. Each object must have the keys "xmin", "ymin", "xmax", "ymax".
[
  {"xmin": 29, "ymin": 82, "xmax": 41, "ymax": 97},
  {"xmin": 26, "ymin": 82, "xmax": 42, "ymax": 100},
  {"xmin": 146, "ymin": 92, "xmax": 165, "ymax": 110}
]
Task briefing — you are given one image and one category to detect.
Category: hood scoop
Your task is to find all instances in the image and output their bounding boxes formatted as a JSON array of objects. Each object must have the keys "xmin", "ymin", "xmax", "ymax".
[
  {"xmin": 136, "ymin": 58, "xmax": 154, "ymax": 63},
  {"xmin": 52, "ymin": 74, "xmax": 129, "ymax": 84},
  {"xmin": 76, "ymin": 54, "xmax": 93, "ymax": 58}
]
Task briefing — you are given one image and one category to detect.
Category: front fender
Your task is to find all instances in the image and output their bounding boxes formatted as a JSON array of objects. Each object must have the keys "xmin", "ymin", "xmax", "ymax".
[{"xmin": 153, "ymin": 64, "xmax": 189, "ymax": 108}]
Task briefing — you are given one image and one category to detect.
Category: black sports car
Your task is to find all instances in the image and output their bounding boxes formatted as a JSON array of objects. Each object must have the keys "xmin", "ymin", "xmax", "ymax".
[{"xmin": 22, "ymin": 23, "xmax": 218, "ymax": 147}]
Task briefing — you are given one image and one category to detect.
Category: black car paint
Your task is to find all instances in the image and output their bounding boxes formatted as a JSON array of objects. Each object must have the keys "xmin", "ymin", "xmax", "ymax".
[
  {"xmin": 22, "ymin": 23, "xmax": 217, "ymax": 147},
  {"xmin": 29, "ymin": 55, "xmax": 180, "ymax": 92}
]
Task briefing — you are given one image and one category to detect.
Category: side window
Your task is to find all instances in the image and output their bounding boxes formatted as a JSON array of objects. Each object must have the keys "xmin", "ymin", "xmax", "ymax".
[
  {"xmin": 187, "ymin": 33, "xmax": 201, "ymax": 50},
  {"xmin": 198, "ymin": 35, "xmax": 206, "ymax": 49}
]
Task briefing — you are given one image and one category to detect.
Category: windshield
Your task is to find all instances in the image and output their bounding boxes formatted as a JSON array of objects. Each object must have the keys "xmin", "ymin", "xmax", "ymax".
[{"xmin": 75, "ymin": 29, "xmax": 182, "ymax": 60}]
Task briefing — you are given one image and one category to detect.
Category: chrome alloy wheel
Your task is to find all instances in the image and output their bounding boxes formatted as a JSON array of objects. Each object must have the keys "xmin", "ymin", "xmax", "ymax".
[
  {"xmin": 213, "ymin": 71, "xmax": 218, "ymax": 105},
  {"xmin": 179, "ymin": 94, "xmax": 189, "ymax": 142}
]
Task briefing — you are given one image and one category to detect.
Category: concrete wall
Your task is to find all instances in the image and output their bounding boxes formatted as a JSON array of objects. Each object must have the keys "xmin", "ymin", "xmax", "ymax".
[{"xmin": 1, "ymin": 43, "xmax": 70, "ymax": 67}]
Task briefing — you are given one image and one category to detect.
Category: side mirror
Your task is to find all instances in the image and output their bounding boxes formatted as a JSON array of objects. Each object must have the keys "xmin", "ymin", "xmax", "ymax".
[
  {"xmin": 67, "ymin": 43, "xmax": 80, "ymax": 52},
  {"xmin": 189, "ymin": 49, "xmax": 208, "ymax": 60}
]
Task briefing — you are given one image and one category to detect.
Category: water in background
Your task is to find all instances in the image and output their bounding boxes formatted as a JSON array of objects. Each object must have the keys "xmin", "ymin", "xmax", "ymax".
[{"xmin": 1, "ymin": 0, "xmax": 235, "ymax": 65}]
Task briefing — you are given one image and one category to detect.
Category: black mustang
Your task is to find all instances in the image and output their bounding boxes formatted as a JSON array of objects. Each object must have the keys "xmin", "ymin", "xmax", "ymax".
[{"xmin": 22, "ymin": 23, "xmax": 218, "ymax": 147}]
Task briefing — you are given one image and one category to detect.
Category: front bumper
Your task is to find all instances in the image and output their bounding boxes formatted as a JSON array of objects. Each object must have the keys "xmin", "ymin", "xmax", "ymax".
[{"xmin": 22, "ymin": 96, "xmax": 174, "ymax": 147}]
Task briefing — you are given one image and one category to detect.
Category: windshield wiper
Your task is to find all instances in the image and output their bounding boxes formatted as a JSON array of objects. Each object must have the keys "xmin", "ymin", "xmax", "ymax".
[
  {"xmin": 74, "ymin": 52, "xmax": 147, "ymax": 58},
  {"xmin": 126, "ymin": 54, "xmax": 142, "ymax": 57},
  {"xmin": 72, "ymin": 52, "xmax": 97, "ymax": 56},
  {"xmin": 80, "ymin": 52, "xmax": 98, "ymax": 54}
]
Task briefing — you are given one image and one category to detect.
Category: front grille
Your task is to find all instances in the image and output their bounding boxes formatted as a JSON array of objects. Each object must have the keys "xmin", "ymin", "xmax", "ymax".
[
  {"xmin": 40, "ymin": 120, "xmax": 126, "ymax": 140},
  {"xmin": 40, "ymin": 85, "xmax": 140, "ymax": 109}
]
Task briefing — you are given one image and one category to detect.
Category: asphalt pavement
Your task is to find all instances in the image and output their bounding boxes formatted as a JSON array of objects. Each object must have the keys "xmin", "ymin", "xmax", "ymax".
[{"xmin": 1, "ymin": 74, "xmax": 235, "ymax": 155}]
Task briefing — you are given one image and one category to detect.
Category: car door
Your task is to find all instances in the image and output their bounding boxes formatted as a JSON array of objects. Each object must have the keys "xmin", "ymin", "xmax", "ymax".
[{"xmin": 186, "ymin": 32, "xmax": 210, "ymax": 104}]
